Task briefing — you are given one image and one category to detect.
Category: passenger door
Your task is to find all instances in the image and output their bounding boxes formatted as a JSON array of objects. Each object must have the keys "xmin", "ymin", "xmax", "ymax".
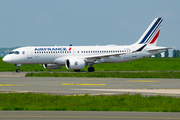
[{"xmin": 26, "ymin": 48, "xmax": 33, "ymax": 59}]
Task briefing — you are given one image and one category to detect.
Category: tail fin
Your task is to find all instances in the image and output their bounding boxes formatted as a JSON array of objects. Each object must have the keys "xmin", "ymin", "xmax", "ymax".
[{"xmin": 134, "ymin": 17, "xmax": 163, "ymax": 46}]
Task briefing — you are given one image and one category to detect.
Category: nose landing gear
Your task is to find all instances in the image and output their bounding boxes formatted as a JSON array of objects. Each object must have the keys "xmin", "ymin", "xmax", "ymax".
[{"xmin": 15, "ymin": 64, "xmax": 21, "ymax": 73}]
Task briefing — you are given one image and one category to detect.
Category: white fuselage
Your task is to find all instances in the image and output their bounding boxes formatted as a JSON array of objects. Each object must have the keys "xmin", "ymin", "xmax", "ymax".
[{"xmin": 3, "ymin": 45, "xmax": 165, "ymax": 65}]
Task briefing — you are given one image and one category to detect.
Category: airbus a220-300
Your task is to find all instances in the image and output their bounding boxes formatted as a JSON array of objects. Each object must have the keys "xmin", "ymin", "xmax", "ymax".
[{"xmin": 3, "ymin": 17, "xmax": 173, "ymax": 72}]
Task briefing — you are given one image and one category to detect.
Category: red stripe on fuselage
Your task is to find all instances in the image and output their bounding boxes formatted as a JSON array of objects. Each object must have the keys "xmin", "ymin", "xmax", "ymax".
[{"xmin": 149, "ymin": 30, "xmax": 160, "ymax": 44}]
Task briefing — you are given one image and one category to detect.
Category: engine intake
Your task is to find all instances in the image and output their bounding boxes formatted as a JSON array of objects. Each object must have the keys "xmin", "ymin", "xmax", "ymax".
[{"xmin": 65, "ymin": 59, "xmax": 85, "ymax": 70}]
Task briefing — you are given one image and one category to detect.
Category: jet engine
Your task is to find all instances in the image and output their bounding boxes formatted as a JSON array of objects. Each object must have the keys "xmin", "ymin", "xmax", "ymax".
[
  {"xmin": 65, "ymin": 59, "xmax": 85, "ymax": 70},
  {"xmin": 43, "ymin": 64, "xmax": 62, "ymax": 69}
]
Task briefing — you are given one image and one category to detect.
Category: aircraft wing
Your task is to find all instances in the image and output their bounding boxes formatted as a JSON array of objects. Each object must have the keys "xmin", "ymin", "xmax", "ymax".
[
  {"xmin": 146, "ymin": 47, "xmax": 174, "ymax": 51},
  {"xmin": 85, "ymin": 52, "xmax": 131, "ymax": 59}
]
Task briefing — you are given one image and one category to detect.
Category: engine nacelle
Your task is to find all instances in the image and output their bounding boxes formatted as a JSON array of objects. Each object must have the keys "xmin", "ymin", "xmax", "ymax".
[
  {"xmin": 65, "ymin": 59, "xmax": 85, "ymax": 70},
  {"xmin": 43, "ymin": 64, "xmax": 62, "ymax": 69}
]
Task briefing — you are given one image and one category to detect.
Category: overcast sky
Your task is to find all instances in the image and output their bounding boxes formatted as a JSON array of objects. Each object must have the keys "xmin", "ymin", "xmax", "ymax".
[{"xmin": 0, "ymin": 0, "xmax": 179, "ymax": 49}]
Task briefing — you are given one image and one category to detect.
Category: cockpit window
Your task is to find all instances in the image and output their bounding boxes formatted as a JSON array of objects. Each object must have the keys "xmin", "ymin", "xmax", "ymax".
[
  {"xmin": 8, "ymin": 51, "xmax": 20, "ymax": 55},
  {"xmin": 15, "ymin": 51, "xmax": 19, "ymax": 54},
  {"xmin": 9, "ymin": 51, "xmax": 14, "ymax": 54}
]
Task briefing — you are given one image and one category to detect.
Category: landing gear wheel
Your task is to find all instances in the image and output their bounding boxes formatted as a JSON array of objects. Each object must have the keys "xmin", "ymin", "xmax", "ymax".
[
  {"xmin": 15, "ymin": 64, "xmax": 21, "ymax": 73},
  {"xmin": 74, "ymin": 70, "xmax": 81, "ymax": 72},
  {"xmin": 16, "ymin": 69, "xmax": 20, "ymax": 73},
  {"xmin": 88, "ymin": 67, "xmax": 95, "ymax": 72}
]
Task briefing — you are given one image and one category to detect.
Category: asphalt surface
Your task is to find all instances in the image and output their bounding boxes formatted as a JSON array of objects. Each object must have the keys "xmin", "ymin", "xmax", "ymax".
[
  {"xmin": 0, "ymin": 72, "xmax": 180, "ymax": 120},
  {"xmin": 0, "ymin": 72, "xmax": 180, "ymax": 96}
]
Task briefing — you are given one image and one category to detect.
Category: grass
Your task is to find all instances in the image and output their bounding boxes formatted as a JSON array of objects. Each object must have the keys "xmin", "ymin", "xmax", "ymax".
[
  {"xmin": 1, "ymin": 57, "xmax": 180, "ymax": 72},
  {"xmin": 1, "ymin": 57, "xmax": 180, "ymax": 78},
  {"xmin": 26, "ymin": 71, "xmax": 180, "ymax": 78},
  {"xmin": 0, "ymin": 93, "xmax": 180, "ymax": 111}
]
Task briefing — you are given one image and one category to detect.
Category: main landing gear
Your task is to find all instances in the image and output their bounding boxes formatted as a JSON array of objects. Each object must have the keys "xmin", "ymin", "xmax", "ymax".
[
  {"xmin": 15, "ymin": 64, "xmax": 21, "ymax": 73},
  {"xmin": 88, "ymin": 66, "xmax": 95, "ymax": 72},
  {"xmin": 73, "ymin": 66, "xmax": 95, "ymax": 72}
]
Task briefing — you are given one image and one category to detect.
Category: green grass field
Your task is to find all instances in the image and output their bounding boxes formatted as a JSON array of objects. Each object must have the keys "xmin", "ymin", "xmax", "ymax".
[
  {"xmin": 26, "ymin": 71, "xmax": 180, "ymax": 78},
  {"xmin": 0, "ymin": 93, "xmax": 180, "ymax": 112},
  {"xmin": 1, "ymin": 57, "xmax": 180, "ymax": 72}
]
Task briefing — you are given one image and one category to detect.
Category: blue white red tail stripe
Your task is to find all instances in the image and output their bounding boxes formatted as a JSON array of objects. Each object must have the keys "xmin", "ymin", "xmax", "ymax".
[
  {"xmin": 139, "ymin": 17, "xmax": 163, "ymax": 44},
  {"xmin": 149, "ymin": 30, "xmax": 160, "ymax": 44},
  {"xmin": 144, "ymin": 18, "xmax": 162, "ymax": 44}
]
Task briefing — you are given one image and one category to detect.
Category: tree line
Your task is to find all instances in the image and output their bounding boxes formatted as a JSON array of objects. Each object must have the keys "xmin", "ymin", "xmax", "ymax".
[{"xmin": 154, "ymin": 49, "xmax": 180, "ymax": 58}]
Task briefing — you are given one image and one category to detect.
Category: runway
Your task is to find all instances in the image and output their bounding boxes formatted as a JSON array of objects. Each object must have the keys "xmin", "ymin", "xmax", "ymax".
[{"xmin": 0, "ymin": 72, "xmax": 180, "ymax": 96}]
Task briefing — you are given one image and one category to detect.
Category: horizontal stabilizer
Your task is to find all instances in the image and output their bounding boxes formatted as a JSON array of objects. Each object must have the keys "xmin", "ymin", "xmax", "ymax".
[{"xmin": 147, "ymin": 47, "xmax": 174, "ymax": 51}]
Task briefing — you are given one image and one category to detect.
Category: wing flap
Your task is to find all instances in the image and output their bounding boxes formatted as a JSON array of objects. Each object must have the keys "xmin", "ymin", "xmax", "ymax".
[{"xmin": 85, "ymin": 52, "xmax": 130, "ymax": 59}]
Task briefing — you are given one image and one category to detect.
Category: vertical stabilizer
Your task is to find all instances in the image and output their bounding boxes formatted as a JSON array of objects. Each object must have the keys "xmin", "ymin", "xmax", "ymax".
[{"xmin": 133, "ymin": 17, "xmax": 163, "ymax": 46}]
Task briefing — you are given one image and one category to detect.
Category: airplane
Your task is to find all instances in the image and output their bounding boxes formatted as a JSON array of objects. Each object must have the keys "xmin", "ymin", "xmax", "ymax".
[{"xmin": 3, "ymin": 17, "xmax": 173, "ymax": 73}]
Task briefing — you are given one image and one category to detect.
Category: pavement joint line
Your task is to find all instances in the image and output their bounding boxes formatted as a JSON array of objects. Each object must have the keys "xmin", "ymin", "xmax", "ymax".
[
  {"xmin": 0, "ymin": 116, "xmax": 179, "ymax": 119},
  {"xmin": 62, "ymin": 83, "xmax": 106, "ymax": 86},
  {"xmin": 81, "ymin": 79, "xmax": 111, "ymax": 80},
  {"xmin": 126, "ymin": 80, "xmax": 158, "ymax": 82}
]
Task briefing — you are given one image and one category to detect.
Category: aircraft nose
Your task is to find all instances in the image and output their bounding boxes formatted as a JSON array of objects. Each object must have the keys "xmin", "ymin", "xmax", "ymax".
[{"xmin": 3, "ymin": 56, "xmax": 13, "ymax": 63}]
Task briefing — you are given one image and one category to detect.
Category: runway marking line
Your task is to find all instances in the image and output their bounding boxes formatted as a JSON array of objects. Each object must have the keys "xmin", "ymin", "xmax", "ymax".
[
  {"xmin": 62, "ymin": 83, "xmax": 106, "ymax": 86},
  {"xmin": 0, "ymin": 84, "xmax": 25, "ymax": 86},
  {"xmin": 126, "ymin": 80, "xmax": 158, "ymax": 82}
]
